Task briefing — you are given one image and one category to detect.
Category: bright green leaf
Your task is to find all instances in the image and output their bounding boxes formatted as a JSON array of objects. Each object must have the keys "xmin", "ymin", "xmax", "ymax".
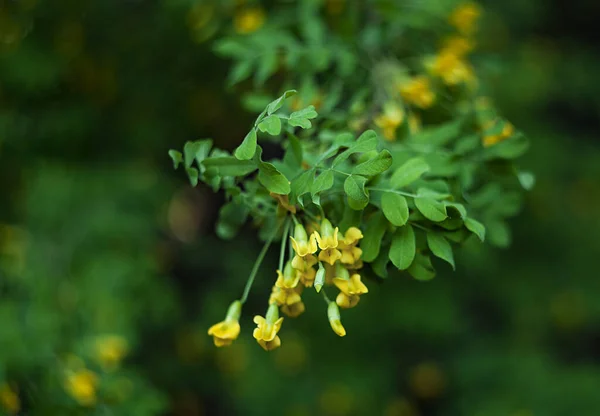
[
  {"xmin": 361, "ymin": 212, "xmax": 387, "ymax": 262},
  {"xmin": 427, "ymin": 233, "xmax": 455, "ymax": 270},
  {"xmin": 344, "ymin": 175, "xmax": 369, "ymax": 210},
  {"xmin": 258, "ymin": 115, "xmax": 282, "ymax": 135},
  {"xmin": 381, "ymin": 192, "xmax": 409, "ymax": 226},
  {"xmin": 332, "ymin": 130, "xmax": 378, "ymax": 167},
  {"xmin": 267, "ymin": 90, "xmax": 297, "ymax": 115},
  {"xmin": 234, "ymin": 129, "xmax": 257, "ymax": 160},
  {"xmin": 186, "ymin": 167, "xmax": 199, "ymax": 187},
  {"xmin": 290, "ymin": 169, "xmax": 314, "ymax": 205},
  {"xmin": 258, "ymin": 163, "xmax": 291, "ymax": 195},
  {"xmin": 352, "ymin": 150, "xmax": 392, "ymax": 177},
  {"xmin": 464, "ymin": 217, "xmax": 485, "ymax": 242},
  {"xmin": 518, "ymin": 171, "xmax": 536, "ymax": 190},
  {"xmin": 311, "ymin": 170, "xmax": 334, "ymax": 200},
  {"xmin": 389, "ymin": 224, "xmax": 416, "ymax": 270},
  {"xmin": 414, "ymin": 197, "xmax": 447, "ymax": 222},
  {"xmin": 202, "ymin": 157, "xmax": 256, "ymax": 177},
  {"xmin": 168, "ymin": 150, "xmax": 183, "ymax": 169},
  {"xmin": 390, "ymin": 157, "xmax": 430, "ymax": 188}
]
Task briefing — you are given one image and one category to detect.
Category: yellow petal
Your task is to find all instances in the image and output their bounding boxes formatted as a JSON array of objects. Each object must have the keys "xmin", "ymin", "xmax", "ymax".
[
  {"xmin": 330, "ymin": 319, "xmax": 346, "ymax": 337},
  {"xmin": 333, "ymin": 277, "xmax": 350, "ymax": 294},
  {"xmin": 319, "ymin": 248, "xmax": 342, "ymax": 265}
]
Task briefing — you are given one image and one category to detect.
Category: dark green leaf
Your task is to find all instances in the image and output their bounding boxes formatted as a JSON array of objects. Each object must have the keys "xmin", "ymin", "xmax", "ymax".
[
  {"xmin": 427, "ymin": 233, "xmax": 455, "ymax": 270},
  {"xmin": 414, "ymin": 197, "xmax": 447, "ymax": 222},
  {"xmin": 381, "ymin": 192, "xmax": 409, "ymax": 226},
  {"xmin": 290, "ymin": 169, "xmax": 314, "ymax": 205},
  {"xmin": 344, "ymin": 175, "xmax": 369, "ymax": 210},
  {"xmin": 216, "ymin": 201, "xmax": 249, "ymax": 240},
  {"xmin": 407, "ymin": 253, "xmax": 436, "ymax": 281},
  {"xmin": 186, "ymin": 167, "xmax": 199, "ymax": 187},
  {"xmin": 372, "ymin": 244, "xmax": 390, "ymax": 278},
  {"xmin": 352, "ymin": 150, "xmax": 393, "ymax": 176},
  {"xmin": 487, "ymin": 219, "xmax": 510, "ymax": 247},
  {"xmin": 234, "ymin": 129, "xmax": 258, "ymax": 160},
  {"xmin": 390, "ymin": 157, "xmax": 430, "ymax": 188},
  {"xmin": 361, "ymin": 212, "xmax": 387, "ymax": 262},
  {"xmin": 311, "ymin": 169, "xmax": 334, "ymax": 201},
  {"xmin": 332, "ymin": 130, "xmax": 378, "ymax": 167},
  {"xmin": 389, "ymin": 224, "xmax": 416, "ymax": 270}
]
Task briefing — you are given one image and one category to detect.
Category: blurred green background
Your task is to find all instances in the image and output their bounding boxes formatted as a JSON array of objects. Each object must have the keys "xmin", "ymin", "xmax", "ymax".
[{"xmin": 1, "ymin": 0, "xmax": 599, "ymax": 415}]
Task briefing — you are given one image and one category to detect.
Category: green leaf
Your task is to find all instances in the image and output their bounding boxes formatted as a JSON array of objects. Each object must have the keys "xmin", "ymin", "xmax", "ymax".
[
  {"xmin": 288, "ymin": 134, "xmax": 303, "ymax": 167},
  {"xmin": 410, "ymin": 119, "xmax": 462, "ymax": 146},
  {"xmin": 389, "ymin": 224, "xmax": 416, "ymax": 270},
  {"xmin": 372, "ymin": 245, "xmax": 390, "ymax": 278},
  {"xmin": 352, "ymin": 150, "xmax": 392, "ymax": 177},
  {"xmin": 216, "ymin": 201, "xmax": 249, "ymax": 240},
  {"xmin": 339, "ymin": 205, "xmax": 363, "ymax": 233},
  {"xmin": 255, "ymin": 52, "xmax": 278, "ymax": 85},
  {"xmin": 361, "ymin": 212, "xmax": 387, "ymax": 262},
  {"xmin": 186, "ymin": 167, "xmax": 199, "ymax": 187},
  {"xmin": 487, "ymin": 219, "xmax": 510, "ymax": 247},
  {"xmin": 414, "ymin": 197, "xmax": 447, "ymax": 222},
  {"xmin": 257, "ymin": 115, "xmax": 282, "ymax": 136},
  {"xmin": 267, "ymin": 90, "xmax": 297, "ymax": 115},
  {"xmin": 290, "ymin": 169, "xmax": 314, "ymax": 205},
  {"xmin": 227, "ymin": 60, "xmax": 254, "ymax": 86},
  {"xmin": 184, "ymin": 140, "xmax": 212, "ymax": 168},
  {"xmin": 518, "ymin": 171, "xmax": 536, "ymax": 190},
  {"xmin": 234, "ymin": 129, "xmax": 258, "ymax": 160},
  {"xmin": 344, "ymin": 175, "xmax": 369, "ymax": 210},
  {"xmin": 311, "ymin": 169, "xmax": 334, "ymax": 201},
  {"xmin": 464, "ymin": 217, "xmax": 485, "ymax": 242},
  {"xmin": 258, "ymin": 163, "xmax": 291, "ymax": 195},
  {"xmin": 332, "ymin": 130, "xmax": 378, "ymax": 167},
  {"xmin": 202, "ymin": 157, "xmax": 256, "ymax": 177},
  {"xmin": 289, "ymin": 105, "xmax": 318, "ymax": 129},
  {"xmin": 483, "ymin": 134, "xmax": 529, "ymax": 160},
  {"xmin": 168, "ymin": 150, "xmax": 183, "ymax": 169},
  {"xmin": 390, "ymin": 157, "xmax": 430, "ymax": 188},
  {"xmin": 407, "ymin": 253, "xmax": 436, "ymax": 281},
  {"xmin": 381, "ymin": 192, "xmax": 409, "ymax": 226},
  {"xmin": 444, "ymin": 202, "xmax": 467, "ymax": 219},
  {"xmin": 426, "ymin": 233, "xmax": 455, "ymax": 270}
]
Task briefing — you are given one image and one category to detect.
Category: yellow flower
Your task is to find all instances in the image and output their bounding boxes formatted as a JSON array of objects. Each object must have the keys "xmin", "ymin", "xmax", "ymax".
[
  {"xmin": 253, "ymin": 304, "xmax": 284, "ymax": 351},
  {"xmin": 333, "ymin": 269, "xmax": 368, "ymax": 309},
  {"xmin": 374, "ymin": 102, "xmax": 404, "ymax": 141},
  {"xmin": 327, "ymin": 302, "xmax": 346, "ymax": 337},
  {"xmin": 281, "ymin": 300, "xmax": 306, "ymax": 318},
  {"xmin": 442, "ymin": 35, "xmax": 475, "ymax": 57},
  {"xmin": 234, "ymin": 7, "xmax": 266, "ymax": 34},
  {"xmin": 64, "ymin": 369, "xmax": 98, "ymax": 406},
  {"xmin": 448, "ymin": 2, "xmax": 481, "ymax": 35},
  {"xmin": 482, "ymin": 121, "xmax": 514, "ymax": 147},
  {"xmin": 315, "ymin": 218, "xmax": 342, "ymax": 265},
  {"xmin": 290, "ymin": 223, "xmax": 318, "ymax": 257},
  {"xmin": 408, "ymin": 112, "xmax": 421, "ymax": 134},
  {"xmin": 426, "ymin": 51, "xmax": 475, "ymax": 86},
  {"xmin": 269, "ymin": 285, "xmax": 302, "ymax": 307},
  {"xmin": 292, "ymin": 253, "xmax": 317, "ymax": 270},
  {"xmin": 95, "ymin": 335, "xmax": 128, "ymax": 371},
  {"xmin": 399, "ymin": 76, "xmax": 436, "ymax": 109},
  {"xmin": 276, "ymin": 261, "xmax": 301, "ymax": 289},
  {"xmin": 0, "ymin": 383, "xmax": 20, "ymax": 414},
  {"xmin": 337, "ymin": 227, "xmax": 363, "ymax": 265},
  {"xmin": 207, "ymin": 300, "xmax": 242, "ymax": 347}
]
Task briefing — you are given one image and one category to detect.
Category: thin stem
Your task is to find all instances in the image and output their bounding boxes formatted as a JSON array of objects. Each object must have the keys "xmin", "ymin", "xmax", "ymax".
[
  {"xmin": 240, "ymin": 218, "xmax": 285, "ymax": 304},
  {"xmin": 331, "ymin": 168, "xmax": 351, "ymax": 177},
  {"xmin": 368, "ymin": 187, "xmax": 419, "ymax": 198},
  {"xmin": 321, "ymin": 289, "xmax": 332, "ymax": 305},
  {"xmin": 278, "ymin": 218, "xmax": 291, "ymax": 272}
]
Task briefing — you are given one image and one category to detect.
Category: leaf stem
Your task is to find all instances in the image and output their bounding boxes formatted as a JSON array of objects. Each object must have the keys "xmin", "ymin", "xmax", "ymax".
[
  {"xmin": 321, "ymin": 289, "xmax": 332, "ymax": 305},
  {"xmin": 240, "ymin": 217, "xmax": 286, "ymax": 304},
  {"xmin": 279, "ymin": 218, "xmax": 291, "ymax": 272}
]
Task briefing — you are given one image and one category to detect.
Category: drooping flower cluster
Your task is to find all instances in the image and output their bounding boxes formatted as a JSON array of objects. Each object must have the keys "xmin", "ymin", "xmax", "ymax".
[{"xmin": 207, "ymin": 217, "xmax": 369, "ymax": 351}]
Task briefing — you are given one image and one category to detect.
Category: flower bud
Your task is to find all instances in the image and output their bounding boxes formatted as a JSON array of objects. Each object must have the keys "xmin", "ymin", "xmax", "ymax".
[
  {"xmin": 314, "ymin": 262, "xmax": 326, "ymax": 293},
  {"xmin": 327, "ymin": 302, "xmax": 346, "ymax": 337}
]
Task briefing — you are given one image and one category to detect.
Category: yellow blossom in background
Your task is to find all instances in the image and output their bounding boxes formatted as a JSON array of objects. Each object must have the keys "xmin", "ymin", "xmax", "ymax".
[
  {"xmin": 327, "ymin": 302, "xmax": 346, "ymax": 337},
  {"xmin": 408, "ymin": 112, "xmax": 421, "ymax": 134},
  {"xmin": 334, "ymin": 271, "xmax": 368, "ymax": 309},
  {"xmin": 234, "ymin": 7, "xmax": 266, "ymax": 34},
  {"xmin": 426, "ymin": 51, "xmax": 475, "ymax": 86},
  {"xmin": 374, "ymin": 102, "xmax": 404, "ymax": 141},
  {"xmin": 207, "ymin": 300, "xmax": 242, "ymax": 347},
  {"xmin": 253, "ymin": 304, "xmax": 284, "ymax": 351},
  {"xmin": 482, "ymin": 121, "xmax": 514, "ymax": 147},
  {"xmin": 95, "ymin": 334, "xmax": 128, "ymax": 371},
  {"xmin": 448, "ymin": 2, "xmax": 481, "ymax": 35},
  {"xmin": 0, "ymin": 383, "xmax": 20, "ymax": 414},
  {"xmin": 408, "ymin": 361, "xmax": 446, "ymax": 399},
  {"xmin": 442, "ymin": 35, "xmax": 475, "ymax": 57},
  {"xmin": 399, "ymin": 76, "xmax": 436, "ymax": 109},
  {"xmin": 64, "ymin": 369, "xmax": 98, "ymax": 406}
]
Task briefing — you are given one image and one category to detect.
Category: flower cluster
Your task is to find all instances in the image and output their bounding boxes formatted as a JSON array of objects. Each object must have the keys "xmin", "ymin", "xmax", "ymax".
[{"xmin": 207, "ymin": 217, "xmax": 369, "ymax": 351}]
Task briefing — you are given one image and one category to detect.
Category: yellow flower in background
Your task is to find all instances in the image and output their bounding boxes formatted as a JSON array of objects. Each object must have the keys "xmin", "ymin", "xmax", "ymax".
[
  {"xmin": 442, "ymin": 35, "xmax": 475, "ymax": 57},
  {"xmin": 448, "ymin": 2, "xmax": 481, "ymax": 35},
  {"xmin": 253, "ymin": 304, "xmax": 284, "ymax": 351},
  {"xmin": 408, "ymin": 112, "xmax": 421, "ymax": 134},
  {"xmin": 482, "ymin": 121, "xmax": 514, "ymax": 147},
  {"xmin": 399, "ymin": 76, "xmax": 436, "ymax": 109},
  {"xmin": 327, "ymin": 302, "xmax": 346, "ymax": 337},
  {"xmin": 64, "ymin": 369, "xmax": 98, "ymax": 406},
  {"xmin": 334, "ymin": 269, "xmax": 368, "ymax": 309},
  {"xmin": 0, "ymin": 383, "xmax": 20, "ymax": 414},
  {"xmin": 207, "ymin": 300, "xmax": 242, "ymax": 347},
  {"xmin": 290, "ymin": 223, "xmax": 318, "ymax": 257},
  {"xmin": 374, "ymin": 102, "xmax": 404, "ymax": 141},
  {"xmin": 234, "ymin": 7, "xmax": 266, "ymax": 34},
  {"xmin": 315, "ymin": 218, "xmax": 342, "ymax": 265},
  {"xmin": 95, "ymin": 335, "xmax": 128, "ymax": 371},
  {"xmin": 426, "ymin": 51, "xmax": 475, "ymax": 86}
]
